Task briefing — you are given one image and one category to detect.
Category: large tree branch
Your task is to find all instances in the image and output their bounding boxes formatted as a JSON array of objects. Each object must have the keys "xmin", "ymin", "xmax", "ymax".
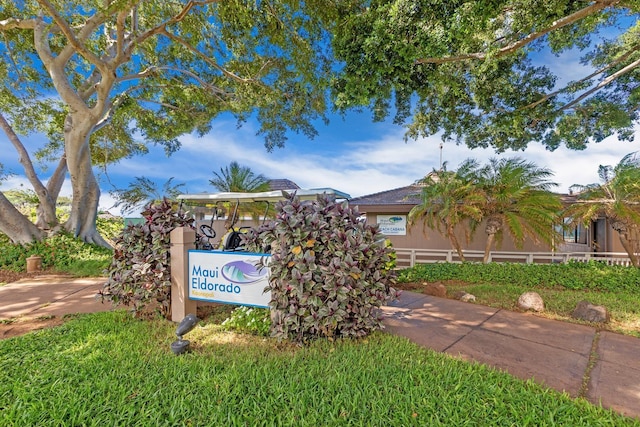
[
  {"xmin": 521, "ymin": 43, "xmax": 640, "ymax": 111},
  {"xmin": 0, "ymin": 112, "xmax": 59, "ymax": 227},
  {"xmin": 36, "ymin": 0, "xmax": 107, "ymax": 71},
  {"xmin": 560, "ymin": 56, "xmax": 640, "ymax": 112},
  {"xmin": 122, "ymin": 0, "xmax": 220, "ymax": 59},
  {"xmin": 0, "ymin": 112, "xmax": 49, "ymax": 197},
  {"xmin": 415, "ymin": 0, "xmax": 621, "ymax": 65},
  {"xmin": 33, "ymin": 15, "xmax": 88, "ymax": 113},
  {"xmin": 0, "ymin": 17, "xmax": 38, "ymax": 30},
  {"xmin": 46, "ymin": 154, "xmax": 68, "ymax": 201}
]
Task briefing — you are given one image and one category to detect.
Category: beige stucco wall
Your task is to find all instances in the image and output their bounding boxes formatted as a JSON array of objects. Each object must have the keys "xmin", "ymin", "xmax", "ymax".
[{"xmin": 366, "ymin": 213, "xmax": 553, "ymax": 253}]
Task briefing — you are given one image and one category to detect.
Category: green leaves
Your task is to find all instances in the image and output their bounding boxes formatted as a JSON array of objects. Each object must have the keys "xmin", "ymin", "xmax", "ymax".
[{"xmin": 332, "ymin": 0, "xmax": 640, "ymax": 151}]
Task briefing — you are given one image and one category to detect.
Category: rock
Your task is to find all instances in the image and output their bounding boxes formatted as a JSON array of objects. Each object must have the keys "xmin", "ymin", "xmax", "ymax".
[
  {"xmin": 424, "ymin": 283, "xmax": 447, "ymax": 298},
  {"xmin": 517, "ymin": 292, "xmax": 544, "ymax": 312},
  {"xmin": 572, "ymin": 300, "xmax": 609, "ymax": 323},
  {"xmin": 453, "ymin": 291, "xmax": 476, "ymax": 302},
  {"xmin": 460, "ymin": 293, "xmax": 476, "ymax": 303}
]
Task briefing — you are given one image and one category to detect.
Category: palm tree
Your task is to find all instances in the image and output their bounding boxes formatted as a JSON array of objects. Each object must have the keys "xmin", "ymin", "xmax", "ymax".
[
  {"xmin": 408, "ymin": 161, "xmax": 484, "ymax": 261},
  {"xmin": 471, "ymin": 157, "xmax": 562, "ymax": 263},
  {"xmin": 209, "ymin": 162, "xmax": 270, "ymax": 228},
  {"xmin": 563, "ymin": 152, "xmax": 640, "ymax": 267},
  {"xmin": 110, "ymin": 177, "xmax": 185, "ymax": 215},
  {"xmin": 209, "ymin": 161, "xmax": 270, "ymax": 193}
]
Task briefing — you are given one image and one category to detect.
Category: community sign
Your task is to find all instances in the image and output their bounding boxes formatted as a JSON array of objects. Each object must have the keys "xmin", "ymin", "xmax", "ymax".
[
  {"xmin": 377, "ymin": 215, "xmax": 407, "ymax": 236},
  {"xmin": 188, "ymin": 251, "xmax": 271, "ymax": 308}
]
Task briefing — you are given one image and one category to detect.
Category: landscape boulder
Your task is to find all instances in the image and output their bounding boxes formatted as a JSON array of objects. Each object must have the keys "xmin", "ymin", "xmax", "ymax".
[
  {"xmin": 517, "ymin": 292, "xmax": 545, "ymax": 312},
  {"xmin": 453, "ymin": 291, "xmax": 476, "ymax": 303},
  {"xmin": 423, "ymin": 283, "xmax": 447, "ymax": 298},
  {"xmin": 572, "ymin": 300, "xmax": 609, "ymax": 323}
]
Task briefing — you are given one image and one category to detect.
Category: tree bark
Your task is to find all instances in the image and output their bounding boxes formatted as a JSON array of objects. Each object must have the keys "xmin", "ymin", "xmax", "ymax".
[
  {"xmin": 446, "ymin": 225, "xmax": 465, "ymax": 261},
  {"xmin": 483, "ymin": 216, "xmax": 502, "ymax": 264},
  {"xmin": 0, "ymin": 191, "xmax": 43, "ymax": 244},
  {"xmin": 36, "ymin": 155, "xmax": 68, "ymax": 229},
  {"xmin": 0, "ymin": 112, "xmax": 59, "ymax": 229},
  {"xmin": 611, "ymin": 220, "xmax": 639, "ymax": 267},
  {"xmin": 62, "ymin": 113, "xmax": 110, "ymax": 247}
]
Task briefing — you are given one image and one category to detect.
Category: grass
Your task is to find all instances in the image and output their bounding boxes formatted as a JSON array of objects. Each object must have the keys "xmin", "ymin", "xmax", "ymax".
[
  {"xmin": 398, "ymin": 263, "xmax": 640, "ymax": 338},
  {"xmin": 1, "ymin": 311, "xmax": 638, "ymax": 426},
  {"xmin": 436, "ymin": 281, "xmax": 640, "ymax": 337}
]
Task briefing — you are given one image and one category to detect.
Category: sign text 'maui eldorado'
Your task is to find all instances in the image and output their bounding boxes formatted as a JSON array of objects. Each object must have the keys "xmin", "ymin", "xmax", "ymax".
[{"xmin": 188, "ymin": 250, "xmax": 271, "ymax": 308}]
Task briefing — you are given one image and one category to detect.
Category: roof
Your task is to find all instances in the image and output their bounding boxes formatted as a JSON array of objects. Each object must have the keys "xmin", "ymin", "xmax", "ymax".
[
  {"xmin": 268, "ymin": 179, "xmax": 300, "ymax": 190},
  {"xmin": 350, "ymin": 185, "xmax": 578, "ymax": 212},
  {"xmin": 177, "ymin": 188, "xmax": 350, "ymax": 205},
  {"xmin": 349, "ymin": 184, "xmax": 423, "ymax": 206}
]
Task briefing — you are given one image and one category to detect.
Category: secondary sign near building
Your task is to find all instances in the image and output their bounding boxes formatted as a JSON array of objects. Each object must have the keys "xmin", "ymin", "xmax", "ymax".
[
  {"xmin": 377, "ymin": 215, "xmax": 407, "ymax": 236},
  {"xmin": 188, "ymin": 251, "xmax": 271, "ymax": 308}
]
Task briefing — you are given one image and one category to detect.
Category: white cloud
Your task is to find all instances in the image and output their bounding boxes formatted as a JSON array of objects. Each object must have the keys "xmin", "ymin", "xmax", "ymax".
[{"xmin": 108, "ymin": 118, "xmax": 640, "ymax": 204}]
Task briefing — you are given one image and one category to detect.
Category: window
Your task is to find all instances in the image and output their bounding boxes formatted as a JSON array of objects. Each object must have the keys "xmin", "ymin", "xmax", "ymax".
[{"xmin": 558, "ymin": 219, "xmax": 588, "ymax": 244}]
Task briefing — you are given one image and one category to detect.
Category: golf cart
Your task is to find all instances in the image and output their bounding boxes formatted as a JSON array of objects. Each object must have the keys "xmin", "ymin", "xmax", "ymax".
[{"xmin": 177, "ymin": 188, "xmax": 350, "ymax": 252}]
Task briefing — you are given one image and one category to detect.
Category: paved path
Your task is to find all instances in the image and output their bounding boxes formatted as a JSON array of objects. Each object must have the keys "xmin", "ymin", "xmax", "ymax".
[
  {"xmin": 0, "ymin": 275, "xmax": 111, "ymax": 319},
  {"xmin": 1, "ymin": 276, "xmax": 639, "ymax": 420},
  {"xmin": 381, "ymin": 291, "xmax": 640, "ymax": 420}
]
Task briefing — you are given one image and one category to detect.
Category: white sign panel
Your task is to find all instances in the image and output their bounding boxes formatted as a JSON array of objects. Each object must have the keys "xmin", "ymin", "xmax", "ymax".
[
  {"xmin": 188, "ymin": 250, "xmax": 271, "ymax": 308},
  {"xmin": 377, "ymin": 215, "xmax": 407, "ymax": 236}
]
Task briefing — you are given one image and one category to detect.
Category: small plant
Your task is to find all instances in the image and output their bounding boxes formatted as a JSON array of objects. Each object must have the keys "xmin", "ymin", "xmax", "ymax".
[
  {"xmin": 244, "ymin": 193, "xmax": 399, "ymax": 343},
  {"xmin": 222, "ymin": 306, "xmax": 271, "ymax": 336},
  {"xmin": 100, "ymin": 199, "xmax": 193, "ymax": 318}
]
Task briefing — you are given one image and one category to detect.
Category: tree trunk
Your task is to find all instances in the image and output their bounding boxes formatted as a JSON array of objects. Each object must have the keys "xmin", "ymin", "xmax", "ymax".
[
  {"xmin": 483, "ymin": 216, "xmax": 502, "ymax": 264},
  {"xmin": 446, "ymin": 225, "xmax": 465, "ymax": 261},
  {"xmin": 62, "ymin": 114, "xmax": 110, "ymax": 248},
  {"xmin": 0, "ymin": 191, "xmax": 43, "ymax": 244},
  {"xmin": 36, "ymin": 155, "xmax": 67, "ymax": 229},
  {"xmin": 610, "ymin": 220, "xmax": 639, "ymax": 267}
]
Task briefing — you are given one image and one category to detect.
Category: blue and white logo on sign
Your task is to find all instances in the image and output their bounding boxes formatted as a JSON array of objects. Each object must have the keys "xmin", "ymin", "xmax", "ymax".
[{"xmin": 221, "ymin": 260, "xmax": 268, "ymax": 284}]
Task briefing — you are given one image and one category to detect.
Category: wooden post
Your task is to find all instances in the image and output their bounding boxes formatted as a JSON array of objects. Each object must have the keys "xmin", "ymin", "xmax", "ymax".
[{"xmin": 170, "ymin": 227, "xmax": 196, "ymax": 322}]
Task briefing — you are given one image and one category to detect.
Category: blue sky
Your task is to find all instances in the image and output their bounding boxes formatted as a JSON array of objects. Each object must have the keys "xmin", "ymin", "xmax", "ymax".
[{"xmin": 1, "ymin": 106, "xmax": 639, "ymax": 217}]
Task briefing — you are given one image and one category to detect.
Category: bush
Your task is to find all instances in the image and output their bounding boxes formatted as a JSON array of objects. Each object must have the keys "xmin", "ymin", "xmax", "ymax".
[
  {"xmin": 398, "ymin": 261, "xmax": 640, "ymax": 293},
  {"xmin": 0, "ymin": 232, "xmax": 112, "ymax": 274},
  {"xmin": 244, "ymin": 193, "xmax": 398, "ymax": 343},
  {"xmin": 100, "ymin": 199, "xmax": 193, "ymax": 318}
]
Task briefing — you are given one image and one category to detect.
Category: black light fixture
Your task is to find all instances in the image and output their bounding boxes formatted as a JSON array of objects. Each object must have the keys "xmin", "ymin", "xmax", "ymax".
[{"xmin": 171, "ymin": 313, "xmax": 199, "ymax": 355}]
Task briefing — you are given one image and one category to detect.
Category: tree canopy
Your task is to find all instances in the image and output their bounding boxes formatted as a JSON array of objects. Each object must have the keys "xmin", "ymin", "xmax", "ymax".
[
  {"xmin": 332, "ymin": 0, "xmax": 640, "ymax": 152},
  {"xmin": 0, "ymin": 0, "xmax": 353, "ymax": 245}
]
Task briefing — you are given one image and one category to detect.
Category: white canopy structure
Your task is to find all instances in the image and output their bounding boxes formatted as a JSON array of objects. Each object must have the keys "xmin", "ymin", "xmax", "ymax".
[{"xmin": 177, "ymin": 188, "xmax": 350, "ymax": 205}]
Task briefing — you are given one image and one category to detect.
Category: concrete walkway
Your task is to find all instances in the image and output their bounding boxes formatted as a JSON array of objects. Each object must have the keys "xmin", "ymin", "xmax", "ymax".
[
  {"xmin": 1, "ymin": 276, "xmax": 638, "ymax": 420},
  {"xmin": 381, "ymin": 291, "xmax": 640, "ymax": 420},
  {"xmin": 0, "ymin": 275, "xmax": 112, "ymax": 319}
]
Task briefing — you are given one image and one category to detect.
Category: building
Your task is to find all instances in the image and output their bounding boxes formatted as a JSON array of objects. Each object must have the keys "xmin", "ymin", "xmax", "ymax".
[{"xmin": 349, "ymin": 184, "xmax": 624, "ymax": 263}]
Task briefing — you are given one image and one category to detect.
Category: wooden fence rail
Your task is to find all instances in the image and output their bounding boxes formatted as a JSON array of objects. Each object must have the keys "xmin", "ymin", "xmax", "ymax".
[{"xmin": 394, "ymin": 249, "xmax": 635, "ymax": 268}]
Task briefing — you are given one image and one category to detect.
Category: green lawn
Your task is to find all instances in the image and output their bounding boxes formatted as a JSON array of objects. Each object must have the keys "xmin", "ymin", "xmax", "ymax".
[{"xmin": 1, "ymin": 311, "xmax": 638, "ymax": 426}]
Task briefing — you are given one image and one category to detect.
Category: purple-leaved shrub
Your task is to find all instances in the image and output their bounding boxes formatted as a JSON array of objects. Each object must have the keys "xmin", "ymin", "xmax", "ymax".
[
  {"xmin": 100, "ymin": 199, "xmax": 193, "ymax": 318},
  {"xmin": 243, "ymin": 193, "xmax": 399, "ymax": 343}
]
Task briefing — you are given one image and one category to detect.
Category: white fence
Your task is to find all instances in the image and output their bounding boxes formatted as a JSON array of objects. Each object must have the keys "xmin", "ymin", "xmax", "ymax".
[{"xmin": 394, "ymin": 248, "xmax": 635, "ymax": 268}]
